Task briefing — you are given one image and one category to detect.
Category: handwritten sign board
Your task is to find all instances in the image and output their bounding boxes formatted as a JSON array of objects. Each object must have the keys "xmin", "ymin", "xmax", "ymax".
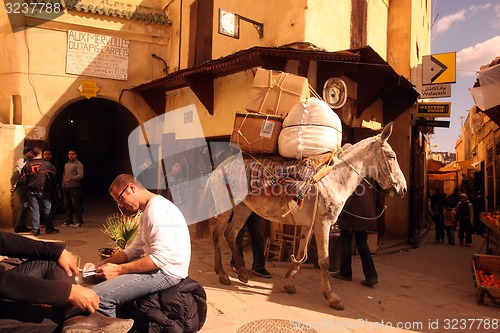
[{"xmin": 66, "ymin": 30, "xmax": 129, "ymax": 81}]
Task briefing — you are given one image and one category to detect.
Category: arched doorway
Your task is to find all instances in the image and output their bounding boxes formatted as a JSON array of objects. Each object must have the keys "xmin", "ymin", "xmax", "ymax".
[{"xmin": 48, "ymin": 98, "xmax": 138, "ymax": 201}]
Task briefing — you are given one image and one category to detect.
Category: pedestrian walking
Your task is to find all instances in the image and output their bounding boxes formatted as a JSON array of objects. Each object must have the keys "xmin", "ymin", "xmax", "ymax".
[
  {"xmin": 62, "ymin": 149, "xmax": 85, "ymax": 228},
  {"xmin": 443, "ymin": 205, "xmax": 456, "ymax": 245},
  {"xmin": 431, "ymin": 189, "xmax": 447, "ymax": 243},
  {"xmin": 454, "ymin": 193, "xmax": 474, "ymax": 247}
]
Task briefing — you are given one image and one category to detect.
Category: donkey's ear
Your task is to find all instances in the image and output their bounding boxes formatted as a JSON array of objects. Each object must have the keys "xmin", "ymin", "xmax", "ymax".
[{"xmin": 380, "ymin": 122, "xmax": 394, "ymax": 143}]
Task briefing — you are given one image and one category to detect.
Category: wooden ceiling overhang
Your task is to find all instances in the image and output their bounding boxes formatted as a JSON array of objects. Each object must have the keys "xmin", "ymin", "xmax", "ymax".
[{"xmin": 132, "ymin": 45, "xmax": 418, "ymax": 123}]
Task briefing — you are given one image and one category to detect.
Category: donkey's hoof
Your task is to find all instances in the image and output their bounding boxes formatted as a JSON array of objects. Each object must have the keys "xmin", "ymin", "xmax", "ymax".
[
  {"xmin": 219, "ymin": 275, "xmax": 231, "ymax": 285},
  {"xmin": 238, "ymin": 272, "xmax": 249, "ymax": 283},
  {"xmin": 284, "ymin": 285, "xmax": 296, "ymax": 294},
  {"xmin": 330, "ymin": 299, "xmax": 345, "ymax": 310}
]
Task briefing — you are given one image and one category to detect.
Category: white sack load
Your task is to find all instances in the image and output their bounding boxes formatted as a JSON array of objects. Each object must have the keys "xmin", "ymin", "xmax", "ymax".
[{"xmin": 278, "ymin": 97, "xmax": 342, "ymax": 159}]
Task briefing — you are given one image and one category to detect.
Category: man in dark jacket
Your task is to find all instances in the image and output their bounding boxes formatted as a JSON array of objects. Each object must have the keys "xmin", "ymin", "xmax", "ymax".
[
  {"xmin": 10, "ymin": 146, "xmax": 34, "ymax": 233},
  {"xmin": 22, "ymin": 147, "xmax": 58, "ymax": 235},
  {"xmin": 455, "ymin": 193, "xmax": 474, "ymax": 247},
  {"xmin": 431, "ymin": 189, "xmax": 448, "ymax": 243},
  {"xmin": 331, "ymin": 179, "xmax": 381, "ymax": 287},
  {"xmin": 0, "ymin": 231, "xmax": 133, "ymax": 333}
]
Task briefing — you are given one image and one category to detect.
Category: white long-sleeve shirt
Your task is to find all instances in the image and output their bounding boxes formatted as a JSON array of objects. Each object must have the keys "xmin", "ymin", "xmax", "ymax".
[{"xmin": 123, "ymin": 195, "xmax": 191, "ymax": 279}]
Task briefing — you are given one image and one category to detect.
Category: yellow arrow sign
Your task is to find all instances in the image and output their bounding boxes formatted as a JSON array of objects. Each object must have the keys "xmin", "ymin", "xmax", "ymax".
[
  {"xmin": 422, "ymin": 52, "xmax": 456, "ymax": 84},
  {"xmin": 78, "ymin": 79, "xmax": 100, "ymax": 99}
]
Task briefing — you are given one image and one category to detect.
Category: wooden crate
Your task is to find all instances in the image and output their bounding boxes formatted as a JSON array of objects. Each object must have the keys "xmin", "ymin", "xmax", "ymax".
[{"xmin": 471, "ymin": 254, "xmax": 500, "ymax": 306}]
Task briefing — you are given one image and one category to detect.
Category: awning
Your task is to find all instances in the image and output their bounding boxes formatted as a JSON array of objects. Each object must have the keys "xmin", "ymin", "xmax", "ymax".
[
  {"xmin": 471, "ymin": 160, "xmax": 484, "ymax": 168},
  {"xmin": 132, "ymin": 45, "xmax": 418, "ymax": 118},
  {"xmin": 428, "ymin": 172, "xmax": 457, "ymax": 181},
  {"xmin": 438, "ymin": 163, "xmax": 459, "ymax": 172},
  {"xmin": 470, "ymin": 60, "xmax": 500, "ymax": 125},
  {"xmin": 458, "ymin": 159, "xmax": 476, "ymax": 170},
  {"xmin": 437, "ymin": 160, "xmax": 476, "ymax": 172}
]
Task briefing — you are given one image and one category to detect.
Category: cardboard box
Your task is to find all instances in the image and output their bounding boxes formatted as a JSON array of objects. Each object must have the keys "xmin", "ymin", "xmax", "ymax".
[
  {"xmin": 472, "ymin": 254, "xmax": 500, "ymax": 306},
  {"xmin": 245, "ymin": 68, "xmax": 310, "ymax": 117},
  {"xmin": 230, "ymin": 113, "xmax": 283, "ymax": 154}
]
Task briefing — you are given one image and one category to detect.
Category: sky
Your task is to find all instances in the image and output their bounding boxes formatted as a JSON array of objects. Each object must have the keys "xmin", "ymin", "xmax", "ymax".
[{"xmin": 430, "ymin": 0, "xmax": 500, "ymax": 152}]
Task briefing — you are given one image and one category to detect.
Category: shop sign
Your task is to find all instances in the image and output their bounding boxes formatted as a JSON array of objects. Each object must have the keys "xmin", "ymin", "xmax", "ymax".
[
  {"xmin": 416, "ymin": 102, "xmax": 451, "ymax": 118},
  {"xmin": 414, "ymin": 119, "xmax": 450, "ymax": 128},
  {"xmin": 66, "ymin": 30, "xmax": 129, "ymax": 81},
  {"xmin": 79, "ymin": 79, "xmax": 100, "ymax": 99},
  {"xmin": 419, "ymin": 84, "xmax": 451, "ymax": 98},
  {"xmin": 422, "ymin": 52, "xmax": 456, "ymax": 84}
]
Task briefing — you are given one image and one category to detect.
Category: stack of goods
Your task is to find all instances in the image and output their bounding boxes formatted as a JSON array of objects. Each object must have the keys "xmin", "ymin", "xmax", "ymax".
[
  {"xmin": 230, "ymin": 68, "xmax": 310, "ymax": 154},
  {"xmin": 230, "ymin": 68, "xmax": 342, "ymax": 159},
  {"xmin": 278, "ymin": 97, "xmax": 342, "ymax": 160}
]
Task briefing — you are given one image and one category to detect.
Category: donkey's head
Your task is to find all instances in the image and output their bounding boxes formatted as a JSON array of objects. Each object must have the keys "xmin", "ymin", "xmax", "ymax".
[{"xmin": 366, "ymin": 122, "xmax": 407, "ymax": 197}]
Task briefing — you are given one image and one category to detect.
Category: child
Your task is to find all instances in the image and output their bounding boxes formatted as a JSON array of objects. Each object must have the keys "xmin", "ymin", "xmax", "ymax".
[{"xmin": 443, "ymin": 206, "xmax": 455, "ymax": 245}]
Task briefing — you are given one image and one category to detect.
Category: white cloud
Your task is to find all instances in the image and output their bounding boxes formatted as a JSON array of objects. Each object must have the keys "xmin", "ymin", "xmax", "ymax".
[
  {"xmin": 457, "ymin": 36, "xmax": 500, "ymax": 76},
  {"xmin": 434, "ymin": 10, "xmax": 466, "ymax": 35},
  {"xmin": 433, "ymin": 3, "xmax": 493, "ymax": 36}
]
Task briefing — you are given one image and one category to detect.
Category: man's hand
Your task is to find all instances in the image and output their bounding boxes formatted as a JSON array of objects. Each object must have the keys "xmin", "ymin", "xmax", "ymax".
[
  {"xmin": 68, "ymin": 285, "xmax": 100, "ymax": 313},
  {"xmin": 58, "ymin": 249, "xmax": 79, "ymax": 277},
  {"xmin": 96, "ymin": 263, "xmax": 123, "ymax": 280}
]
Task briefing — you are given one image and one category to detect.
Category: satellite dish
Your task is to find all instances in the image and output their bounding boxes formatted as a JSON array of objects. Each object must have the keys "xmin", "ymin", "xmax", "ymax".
[{"xmin": 323, "ymin": 77, "xmax": 347, "ymax": 109}]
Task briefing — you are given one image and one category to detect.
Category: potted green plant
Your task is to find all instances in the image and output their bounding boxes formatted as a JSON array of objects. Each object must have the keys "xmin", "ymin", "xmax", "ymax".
[{"xmin": 99, "ymin": 211, "xmax": 142, "ymax": 259}]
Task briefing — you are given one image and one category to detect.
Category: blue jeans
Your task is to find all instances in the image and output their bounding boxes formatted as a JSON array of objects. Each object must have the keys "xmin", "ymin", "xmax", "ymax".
[
  {"xmin": 91, "ymin": 269, "xmax": 181, "ymax": 317},
  {"xmin": 27, "ymin": 191, "xmax": 53, "ymax": 233},
  {"xmin": 14, "ymin": 186, "xmax": 30, "ymax": 231},
  {"xmin": 62, "ymin": 186, "xmax": 83, "ymax": 225}
]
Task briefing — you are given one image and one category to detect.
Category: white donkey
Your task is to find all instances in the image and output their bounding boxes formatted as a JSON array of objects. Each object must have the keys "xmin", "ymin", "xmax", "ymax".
[{"xmin": 205, "ymin": 122, "xmax": 407, "ymax": 310}]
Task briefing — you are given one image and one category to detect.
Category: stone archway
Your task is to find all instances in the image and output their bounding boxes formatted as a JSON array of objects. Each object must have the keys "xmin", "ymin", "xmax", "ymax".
[{"xmin": 47, "ymin": 98, "xmax": 138, "ymax": 199}]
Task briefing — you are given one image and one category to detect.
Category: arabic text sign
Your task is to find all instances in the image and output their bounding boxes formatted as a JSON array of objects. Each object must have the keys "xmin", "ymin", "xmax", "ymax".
[{"xmin": 420, "ymin": 84, "xmax": 451, "ymax": 98}]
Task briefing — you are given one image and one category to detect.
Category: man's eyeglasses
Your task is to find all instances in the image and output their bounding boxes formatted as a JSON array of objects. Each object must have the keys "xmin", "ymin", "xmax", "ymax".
[
  {"xmin": 116, "ymin": 184, "xmax": 129, "ymax": 203},
  {"xmin": 116, "ymin": 184, "xmax": 129, "ymax": 215}
]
